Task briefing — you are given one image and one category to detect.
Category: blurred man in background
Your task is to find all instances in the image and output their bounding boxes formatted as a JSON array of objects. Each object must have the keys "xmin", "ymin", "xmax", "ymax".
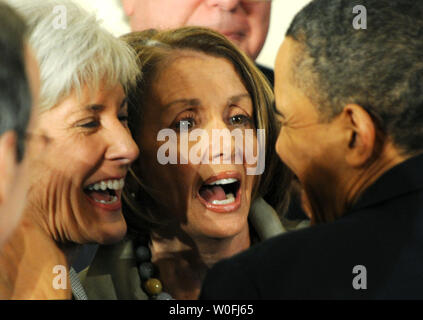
[{"xmin": 121, "ymin": 0, "xmax": 275, "ymax": 84}]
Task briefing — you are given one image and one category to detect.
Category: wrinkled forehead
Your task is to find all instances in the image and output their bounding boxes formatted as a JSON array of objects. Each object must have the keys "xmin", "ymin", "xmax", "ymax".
[
  {"xmin": 143, "ymin": 53, "xmax": 252, "ymax": 117},
  {"xmin": 152, "ymin": 50, "xmax": 245, "ymax": 95}
]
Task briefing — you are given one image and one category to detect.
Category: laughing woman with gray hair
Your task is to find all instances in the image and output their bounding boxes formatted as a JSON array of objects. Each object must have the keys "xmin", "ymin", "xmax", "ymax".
[{"xmin": 0, "ymin": 0, "xmax": 139, "ymax": 299}]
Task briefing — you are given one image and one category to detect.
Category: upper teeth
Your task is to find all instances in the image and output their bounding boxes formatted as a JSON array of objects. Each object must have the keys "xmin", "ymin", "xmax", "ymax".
[
  {"xmin": 87, "ymin": 178, "xmax": 125, "ymax": 191},
  {"xmin": 206, "ymin": 178, "xmax": 238, "ymax": 186}
]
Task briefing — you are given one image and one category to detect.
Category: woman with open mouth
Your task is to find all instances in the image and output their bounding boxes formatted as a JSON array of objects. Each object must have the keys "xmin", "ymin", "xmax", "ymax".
[
  {"xmin": 0, "ymin": 0, "xmax": 139, "ymax": 299},
  {"xmin": 80, "ymin": 27, "xmax": 292, "ymax": 300}
]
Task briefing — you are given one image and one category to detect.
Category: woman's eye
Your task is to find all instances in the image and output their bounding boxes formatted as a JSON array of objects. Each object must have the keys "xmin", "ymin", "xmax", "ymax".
[
  {"xmin": 229, "ymin": 114, "xmax": 252, "ymax": 126},
  {"xmin": 175, "ymin": 118, "xmax": 195, "ymax": 130},
  {"xmin": 79, "ymin": 120, "xmax": 100, "ymax": 129}
]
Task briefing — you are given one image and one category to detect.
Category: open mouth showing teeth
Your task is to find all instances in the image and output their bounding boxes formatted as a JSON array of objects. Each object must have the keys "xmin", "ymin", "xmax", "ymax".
[
  {"xmin": 83, "ymin": 179, "xmax": 124, "ymax": 205},
  {"xmin": 199, "ymin": 178, "xmax": 241, "ymax": 205}
]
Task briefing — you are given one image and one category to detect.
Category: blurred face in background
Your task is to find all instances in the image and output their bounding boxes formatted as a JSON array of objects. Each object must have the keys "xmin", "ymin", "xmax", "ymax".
[{"xmin": 122, "ymin": 0, "xmax": 271, "ymax": 59}]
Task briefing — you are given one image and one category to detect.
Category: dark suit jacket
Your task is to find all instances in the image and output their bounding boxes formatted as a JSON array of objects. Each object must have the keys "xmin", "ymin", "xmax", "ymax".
[{"xmin": 200, "ymin": 154, "xmax": 423, "ymax": 299}]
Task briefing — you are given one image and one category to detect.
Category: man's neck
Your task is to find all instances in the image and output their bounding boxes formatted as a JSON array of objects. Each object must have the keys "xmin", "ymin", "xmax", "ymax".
[
  {"xmin": 307, "ymin": 142, "xmax": 410, "ymax": 224},
  {"xmin": 344, "ymin": 143, "xmax": 410, "ymax": 214}
]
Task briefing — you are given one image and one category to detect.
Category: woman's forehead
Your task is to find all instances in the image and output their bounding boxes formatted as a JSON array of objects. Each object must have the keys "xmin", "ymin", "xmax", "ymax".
[
  {"xmin": 153, "ymin": 55, "xmax": 249, "ymax": 101},
  {"xmin": 47, "ymin": 83, "xmax": 126, "ymax": 117}
]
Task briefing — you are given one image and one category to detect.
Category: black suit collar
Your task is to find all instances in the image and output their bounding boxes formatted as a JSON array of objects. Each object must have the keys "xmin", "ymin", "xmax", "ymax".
[{"xmin": 347, "ymin": 153, "xmax": 423, "ymax": 214}]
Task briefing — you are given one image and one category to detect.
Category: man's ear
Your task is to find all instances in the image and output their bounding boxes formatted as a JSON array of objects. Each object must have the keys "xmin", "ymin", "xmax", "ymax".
[
  {"xmin": 121, "ymin": 0, "xmax": 135, "ymax": 17},
  {"xmin": 0, "ymin": 131, "xmax": 18, "ymax": 204},
  {"xmin": 342, "ymin": 104, "xmax": 376, "ymax": 167}
]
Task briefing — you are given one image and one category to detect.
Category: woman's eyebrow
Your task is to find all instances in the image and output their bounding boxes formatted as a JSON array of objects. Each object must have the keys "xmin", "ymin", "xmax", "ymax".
[
  {"xmin": 69, "ymin": 104, "xmax": 105, "ymax": 117},
  {"xmin": 72, "ymin": 99, "xmax": 127, "ymax": 116},
  {"xmin": 163, "ymin": 98, "xmax": 201, "ymax": 109},
  {"xmin": 85, "ymin": 104, "xmax": 105, "ymax": 113},
  {"xmin": 228, "ymin": 93, "xmax": 251, "ymax": 105},
  {"xmin": 163, "ymin": 93, "xmax": 250, "ymax": 110}
]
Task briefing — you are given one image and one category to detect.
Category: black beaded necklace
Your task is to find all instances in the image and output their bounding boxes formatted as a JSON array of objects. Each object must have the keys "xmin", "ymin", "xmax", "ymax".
[
  {"xmin": 133, "ymin": 219, "xmax": 260, "ymax": 300},
  {"xmin": 135, "ymin": 242, "xmax": 173, "ymax": 300}
]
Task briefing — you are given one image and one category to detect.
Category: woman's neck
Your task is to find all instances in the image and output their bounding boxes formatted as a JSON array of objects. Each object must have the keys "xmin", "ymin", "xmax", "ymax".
[{"xmin": 149, "ymin": 224, "xmax": 251, "ymax": 300}]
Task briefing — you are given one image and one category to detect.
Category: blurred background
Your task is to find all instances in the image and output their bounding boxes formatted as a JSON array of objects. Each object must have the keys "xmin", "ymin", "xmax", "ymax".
[{"xmin": 73, "ymin": 0, "xmax": 312, "ymax": 68}]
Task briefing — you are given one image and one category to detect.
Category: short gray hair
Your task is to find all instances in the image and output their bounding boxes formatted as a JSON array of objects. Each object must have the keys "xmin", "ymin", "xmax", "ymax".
[{"xmin": 10, "ymin": 0, "xmax": 140, "ymax": 111}]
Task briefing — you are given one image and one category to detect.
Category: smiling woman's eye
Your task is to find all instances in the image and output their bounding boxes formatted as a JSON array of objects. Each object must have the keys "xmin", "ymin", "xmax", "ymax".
[
  {"xmin": 229, "ymin": 114, "xmax": 252, "ymax": 127},
  {"xmin": 78, "ymin": 119, "xmax": 100, "ymax": 129}
]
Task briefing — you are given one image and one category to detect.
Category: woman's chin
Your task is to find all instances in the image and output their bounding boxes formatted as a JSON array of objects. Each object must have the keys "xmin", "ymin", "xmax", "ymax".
[
  {"xmin": 92, "ymin": 220, "xmax": 127, "ymax": 245},
  {"xmin": 202, "ymin": 228, "xmax": 246, "ymax": 240},
  {"xmin": 185, "ymin": 198, "xmax": 251, "ymax": 239},
  {"xmin": 200, "ymin": 224, "xmax": 249, "ymax": 240},
  {"xmin": 191, "ymin": 213, "xmax": 250, "ymax": 240}
]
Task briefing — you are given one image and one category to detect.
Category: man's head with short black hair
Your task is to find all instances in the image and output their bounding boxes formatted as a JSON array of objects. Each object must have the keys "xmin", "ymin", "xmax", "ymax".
[
  {"xmin": 286, "ymin": 0, "xmax": 423, "ymax": 155},
  {"xmin": 274, "ymin": 0, "xmax": 423, "ymax": 223}
]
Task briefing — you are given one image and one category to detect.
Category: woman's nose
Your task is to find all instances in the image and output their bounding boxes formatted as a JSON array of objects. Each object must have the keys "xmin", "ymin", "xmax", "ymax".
[
  {"xmin": 205, "ymin": 118, "xmax": 238, "ymax": 164},
  {"xmin": 105, "ymin": 125, "xmax": 139, "ymax": 165}
]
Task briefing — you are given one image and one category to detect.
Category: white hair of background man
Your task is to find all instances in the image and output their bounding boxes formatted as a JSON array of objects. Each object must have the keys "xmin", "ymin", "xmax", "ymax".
[{"xmin": 8, "ymin": 0, "xmax": 139, "ymax": 111}]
